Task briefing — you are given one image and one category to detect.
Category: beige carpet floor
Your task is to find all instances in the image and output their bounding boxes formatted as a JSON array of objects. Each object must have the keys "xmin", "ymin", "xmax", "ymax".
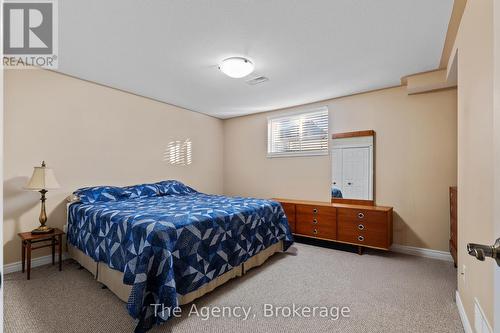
[{"xmin": 4, "ymin": 243, "xmax": 464, "ymax": 333}]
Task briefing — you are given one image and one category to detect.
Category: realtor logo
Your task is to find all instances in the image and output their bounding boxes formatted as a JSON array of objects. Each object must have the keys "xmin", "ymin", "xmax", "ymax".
[{"xmin": 3, "ymin": 0, "xmax": 58, "ymax": 68}]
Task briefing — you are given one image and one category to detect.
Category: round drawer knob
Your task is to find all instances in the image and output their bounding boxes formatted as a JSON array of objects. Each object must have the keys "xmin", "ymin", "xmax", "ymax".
[
  {"xmin": 358, "ymin": 224, "xmax": 365, "ymax": 230},
  {"xmin": 313, "ymin": 208, "xmax": 318, "ymax": 214},
  {"xmin": 312, "ymin": 218, "xmax": 318, "ymax": 224},
  {"xmin": 358, "ymin": 235, "xmax": 365, "ymax": 242},
  {"xmin": 313, "ymin": 229, "xmax": 318, "ymax": 235},
  {"xmin": 357, "ymin": 212, "xmax": 365, "ymax": 219}
]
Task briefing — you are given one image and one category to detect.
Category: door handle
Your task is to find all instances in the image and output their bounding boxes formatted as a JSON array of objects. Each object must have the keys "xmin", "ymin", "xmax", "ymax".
[{"xmin": 467, "ymin": 238, "xmax": 500, "ymax": 266}]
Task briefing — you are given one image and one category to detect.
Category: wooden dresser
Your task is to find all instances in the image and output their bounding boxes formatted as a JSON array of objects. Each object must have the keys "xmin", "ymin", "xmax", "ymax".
[
  {"xmin": 276, "ymin": 198, "xmax": 393, "ymax": 254},
  {"xmin": 449, "ymin": 186, "xmax": 457, "ymax": 266}
]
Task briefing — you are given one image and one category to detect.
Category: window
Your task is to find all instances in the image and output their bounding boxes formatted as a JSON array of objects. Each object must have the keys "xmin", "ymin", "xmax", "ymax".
[
  {"xmin": 267, "ymin": 107, "xmax": 329, "ymax": 157},
  {"xmin": 164, "ymin": 139, "xmax": 192, "ymax": 166}
]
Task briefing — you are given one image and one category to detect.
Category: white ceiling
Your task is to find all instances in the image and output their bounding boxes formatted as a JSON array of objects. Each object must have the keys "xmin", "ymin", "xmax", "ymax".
[{"xmin": 57, "ymin": 0, "xmax": 453, "ymax": 119}]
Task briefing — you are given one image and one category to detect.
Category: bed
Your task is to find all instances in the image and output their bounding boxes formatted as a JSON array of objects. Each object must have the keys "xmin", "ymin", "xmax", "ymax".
[
  {"xmin": 331, "ymin": 185, "xmax": 343, "ymax": 198},
  {"xmin": 66, "ymin": 180, "xmax": 293, "ymax": 333}
]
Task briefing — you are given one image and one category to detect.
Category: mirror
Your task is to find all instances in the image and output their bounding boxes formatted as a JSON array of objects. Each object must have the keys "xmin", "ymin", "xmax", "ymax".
[{"xmin": 331, "ymin": 130, "xmax": 375, "ymax": 205}]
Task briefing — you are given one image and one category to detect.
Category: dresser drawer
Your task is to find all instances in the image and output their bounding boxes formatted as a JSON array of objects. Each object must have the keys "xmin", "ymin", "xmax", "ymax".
[
  {"xmin": 337, "ymin": 226, "xmax": 388, "ymax": 248},
  {"xmin": 281, "ymin": 203, "xmax": 296, "ymax": 233},
  {"xmin": 296, "ymin": 204, "xmax": 336, "ymax": 217},
  {"xmin": 295, "ymin": 204, "xmax": 336, "ymax": 239},
  {"xmin": 337, "ymin": 208, "xmax": 389, "ymax": 248},
  {"xmin": 295, "ymin": 223, "xmax": 336, "ymax": 240},
  {"xmin": 337, "ymin": 208, "xmax": 387, "ymax": 226}
]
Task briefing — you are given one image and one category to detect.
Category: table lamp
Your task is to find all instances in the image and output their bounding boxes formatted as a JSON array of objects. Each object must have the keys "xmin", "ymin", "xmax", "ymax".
[{"xmin": 25, "ymin": 161, "xmax": 61, "ymax": 234}]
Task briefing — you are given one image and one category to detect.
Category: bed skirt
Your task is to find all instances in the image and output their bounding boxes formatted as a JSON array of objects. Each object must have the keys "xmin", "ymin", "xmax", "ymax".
[{"xmin": 68, "ymin": 241, "xmax": 283, "ymax": 305}]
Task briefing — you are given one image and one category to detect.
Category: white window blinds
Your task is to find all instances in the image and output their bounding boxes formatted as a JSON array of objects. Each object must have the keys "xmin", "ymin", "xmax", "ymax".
[{"xmin": 267, "ymin": 107, "xmax": 329, "ymax": 157}]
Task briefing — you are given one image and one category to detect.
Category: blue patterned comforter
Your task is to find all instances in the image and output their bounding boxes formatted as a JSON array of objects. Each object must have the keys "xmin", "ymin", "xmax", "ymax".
[{"xmin": 67, "ymin": 181, "xmax": 293, "ymax": 332}]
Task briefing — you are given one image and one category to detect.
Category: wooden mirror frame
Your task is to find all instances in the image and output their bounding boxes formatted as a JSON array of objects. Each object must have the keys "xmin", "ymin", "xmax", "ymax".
[{"xmin": 331, "ymin": 130, "xmax": 375, "ymax": 206}]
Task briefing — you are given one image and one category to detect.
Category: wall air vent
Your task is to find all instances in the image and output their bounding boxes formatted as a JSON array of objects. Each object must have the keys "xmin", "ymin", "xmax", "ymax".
[{"xmin": 246, "ymin": 76, "xmax": 269, "ymax": 85}]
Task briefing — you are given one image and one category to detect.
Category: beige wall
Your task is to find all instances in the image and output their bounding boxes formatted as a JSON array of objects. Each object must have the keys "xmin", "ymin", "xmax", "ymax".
[
  {"xmin": 4, "ymin": 69, "xmax": 224, "ymax": 265},
  {"xmin": 455, "ymin": 0, "xmax": 495, "ymax": 327},
  {"xmin": 224, "ymin": 86, "xmax": 457, "ymax": 252}
]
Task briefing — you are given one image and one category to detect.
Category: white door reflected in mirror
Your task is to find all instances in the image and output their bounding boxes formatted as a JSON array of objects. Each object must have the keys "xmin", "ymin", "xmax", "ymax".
[{"xmin": 331, "ymin": 131, "xmax": 374, "ymax": 202}]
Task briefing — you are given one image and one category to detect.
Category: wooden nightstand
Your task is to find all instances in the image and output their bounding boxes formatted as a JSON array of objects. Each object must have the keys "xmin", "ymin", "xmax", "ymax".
[{"xmin": 18, "ymin": 228, "xmax": 64, "ymax": 280}]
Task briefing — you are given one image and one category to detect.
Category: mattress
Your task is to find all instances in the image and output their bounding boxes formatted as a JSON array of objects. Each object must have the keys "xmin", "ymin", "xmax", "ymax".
[{"xmin": 66, "ymin": 180, "xmax": 293, "ymax": 332}]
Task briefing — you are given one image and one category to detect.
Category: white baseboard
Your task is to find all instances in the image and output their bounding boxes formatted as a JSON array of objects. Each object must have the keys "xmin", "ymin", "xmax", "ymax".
[
  {"xmin": 4, "ymin": 252, "xmax": 69, "ymax": 275},
  {"xmin": 391, "ymin": 244, "xmax": 454, "ymax": 262},
  {"xmin": 456, "ymin": 290, "xmax": 473, "ymax": 333}
]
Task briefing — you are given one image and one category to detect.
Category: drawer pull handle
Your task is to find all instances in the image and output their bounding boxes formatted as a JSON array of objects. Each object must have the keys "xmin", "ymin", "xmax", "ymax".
[
  {"xmin": 358, "ymin": 224, "xmax": 365, "ymax": 230},
  {"xmin": 357, "ymin": 212, "xmax": 365, "ymax": 219},
  {"xmin": 313, "ymin": 229, "xmax": 318, "ymax": 235},
  {"xmin": 358, "ymin": 235, "xmax": 364, "ymax": 242},
  {"xmin": 313, "ymin": 208, "xmax": 318, "ymax": 214},
  {"xmin": 312, "ymin": 218, "xmax": 318, "ymax": 224}
]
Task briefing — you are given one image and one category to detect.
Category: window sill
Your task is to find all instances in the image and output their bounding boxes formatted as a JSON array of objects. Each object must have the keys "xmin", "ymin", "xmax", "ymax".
[{"xmin": 267, "ymin": 151, "xmax": 329, "ymax": 158}]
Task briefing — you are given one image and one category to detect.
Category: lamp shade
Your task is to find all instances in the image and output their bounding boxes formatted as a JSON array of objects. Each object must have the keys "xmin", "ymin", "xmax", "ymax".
[{"xmin": 25, "ymin": 162, "xmax": 60, "ymax": 190}]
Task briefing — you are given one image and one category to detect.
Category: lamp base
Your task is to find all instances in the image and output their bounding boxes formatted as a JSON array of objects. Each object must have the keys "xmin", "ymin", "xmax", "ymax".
[{"xmin": 31, "ymin": 225, "xmax": 54, "ymax": 234}]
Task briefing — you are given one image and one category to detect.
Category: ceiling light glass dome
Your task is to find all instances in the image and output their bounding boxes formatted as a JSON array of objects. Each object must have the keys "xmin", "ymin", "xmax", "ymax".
[{"xmin": 219, "ymin": 57, "xmax": 254, "ymax": 78}]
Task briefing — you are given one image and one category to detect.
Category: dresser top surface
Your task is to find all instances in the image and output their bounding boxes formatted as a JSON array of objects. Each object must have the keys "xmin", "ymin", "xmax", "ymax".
[{"xmin": 273, "ymin": 198, "xmax": 393, "ymax": 212}]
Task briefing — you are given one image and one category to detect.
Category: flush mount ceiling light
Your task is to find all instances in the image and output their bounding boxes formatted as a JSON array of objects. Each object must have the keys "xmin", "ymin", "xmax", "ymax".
[{"xmin": 218, "ymin": 57, "xmax": 254, "ymax": 78}]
